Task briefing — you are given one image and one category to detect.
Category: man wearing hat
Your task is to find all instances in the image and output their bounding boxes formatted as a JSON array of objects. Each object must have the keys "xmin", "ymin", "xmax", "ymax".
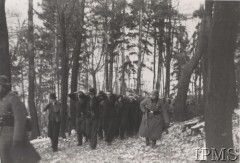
[
  {"xmin": 0, "ymin": 75, "xmax": 41, "ymax": 162},
  {"xmin": 44, "ymin": 93, "xmax": 61, "ymax": 152},
  {"xmin": 104, "ymin": 90, "xmax": 118, "ymax": 145},
  {"xmin": 138, "ymin": 90, "xmax": 169, "ymax": 148},
  {"xmin": 97, "ymin": 91, "xmax": 107, "ymax": 140},
  {"xmin": 85, "ymin": 88, "xmax": 100, "ymax": 149},
  {"xmin": 74, "ymin": 91, "xmax": 88, "ymax": 146}
]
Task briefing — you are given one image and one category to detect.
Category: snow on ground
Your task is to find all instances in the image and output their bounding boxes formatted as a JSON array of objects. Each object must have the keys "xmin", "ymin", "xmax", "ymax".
[{"xmin": 32, "ymin": 113, "xmax": 239, "ymax": 163}]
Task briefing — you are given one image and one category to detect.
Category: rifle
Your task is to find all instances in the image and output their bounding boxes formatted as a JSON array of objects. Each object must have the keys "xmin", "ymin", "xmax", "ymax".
[{"xmin": 146, "ymin": 110, "xmax": 149, "ymax": 127}]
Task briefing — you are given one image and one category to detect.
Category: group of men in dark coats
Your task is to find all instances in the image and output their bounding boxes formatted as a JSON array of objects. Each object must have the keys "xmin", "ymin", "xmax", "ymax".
[
  {"xmin": 0, "ymin": 74, "xmax": 171, "ymax": 163},
  {"xmin": 68, "ymin": 88, "xmax": 143, "ymax": 149}
]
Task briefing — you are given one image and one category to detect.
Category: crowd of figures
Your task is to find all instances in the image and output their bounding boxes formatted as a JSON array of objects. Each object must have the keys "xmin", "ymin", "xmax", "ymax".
[
  {"xmin": 44, "ymin": 88, "xmax": 173, "ymax": 152},
  {"xmin": 0, "ymin": 74, "xmax": 173, "ymax": 163}
]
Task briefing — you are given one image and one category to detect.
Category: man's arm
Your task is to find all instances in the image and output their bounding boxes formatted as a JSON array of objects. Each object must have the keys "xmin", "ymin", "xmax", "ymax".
[
  {"xmin": 43, "ymin": 103, "xmax": 51, "ymax": 112},
  {"xmin": 53, "ymin": 102, "xmax": 61, "ymax": 112},
  {"xmin": 140, "ymin": 98, "xmax": 148, "ymax": 113}
]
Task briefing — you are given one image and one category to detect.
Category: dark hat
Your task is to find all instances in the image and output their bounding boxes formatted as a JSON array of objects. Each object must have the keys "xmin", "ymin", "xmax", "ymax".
[
  {"xmin": 98, "ymin": 91, "xmax": 105, "ymax": 96},
  {"xmin": 106, "ymin": 90, "xmax": 112, "ymax": 93},
  {"xmin": 0, "ymin": 75, "xmax": 11, "ymax": 86},
  {"xmin": 49, "ymin": 93, "xmax": 57, "ymax": 99},
  {"xmin": 74, "ymin": 90, "xmax": 84, "ymax": 95},
  {"xmin": 89, "ymin": 88, "xmax": 96, "ymax": 95}
]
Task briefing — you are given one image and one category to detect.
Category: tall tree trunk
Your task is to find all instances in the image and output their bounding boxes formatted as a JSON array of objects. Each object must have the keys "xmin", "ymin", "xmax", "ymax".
[
  {"xmin": 53, "ymin": 11, "xmax": 60, "ymax": 97},
  {"xmin": 0, "ymin": 0, "xmax": 10, "ymax": 79},
  {"xmin": 194, "ymin": 72, "xmax": 198, "ymax": 101},
  {"xmin": 202, "ymin": 1, "xmax": 213, "ymax": 114},
  {"xmin": 109, "ymin": 49, "xmax": 114, "ymax": 92},
  {"xmin": 136, "ymin": 7, "xmax": 143, "ymax": 94},
  {"xmin": 198, "ymin": 68, "xmax": 202, "ymax": 104},
  {"xmin": 85, "ymin": 53, "xmax": 89, "ymax": 90},
  {"xmin": 164, "ymin": 0, "xmax": 172, "ymax": 98},
  {"xmin": 205, "ymin": 2, "xmax": 239, "ymax": 161},
  {"xmin": 120, "ymin": 3, "xmax": 126, "ymax": 95},
  {"xmin": 153, "ymin": 27, "xmax": 156, "ymax": 89},
  {"xmin": 155, "ymin": 19, "xmax": 164, "ymax": 91},
  {"xmin": 70, "ymin": 0, "xmax": 85, "ymax": 130},
  {"xmin": 104, "ymin": 0, "xmax": 109, "ymax": 91},
  {"xmin": 108, "ymin": 0, "xmax": 115, "ymax": 92},
  {"xmin": 28, "ymin": 0, "xmax": 40, "ymax": 139},
  {"xmin": 174, "ymin": 18, "xmax": 206, "ymax": 122},
  {"xmin": 92, "ymin": 72, "xmax": 97, "ymax": 89},
  {"xmin": 20, "ymin": 66, "xmax": 25, "ymax": 104},
  {"xmin": 59, "ymin": 8, "xmax": 68, "ymax": 138}
]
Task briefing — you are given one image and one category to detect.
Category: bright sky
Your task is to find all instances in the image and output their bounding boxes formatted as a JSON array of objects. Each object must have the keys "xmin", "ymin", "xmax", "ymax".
[{"xmin": 6, "ymin": 0, "xmax": 204, "ymax": 24}]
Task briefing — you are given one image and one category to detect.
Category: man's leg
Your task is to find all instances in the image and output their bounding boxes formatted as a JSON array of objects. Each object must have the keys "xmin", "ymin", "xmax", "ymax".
[
  {"xmin": 107, "ymin": 118, "xmax": 116, "ymax": 144},
  {"xmin": 76, "ymin": 119, "xmax": 83, "ymax": 146},
  {"xmin": 48, "ymin": 121, "xmax": 54, "ymax": 148},
  {"xmin": 152, "ymin": 140, "xmax": 156, "ymax": 148},
  {"xmin": 85, "ymin": 118, "xmax": 91, "ymax": 141},
  {"xmin": 90, "ymin": 119, "xmax": 98, "ymax": 149},
  {"xmin": 145, "ymin": 138, "xmax": 150, "ymax": 146},
  {"xmin": 52, "ymin": 122, "xmax": 60, "ymax": 152},
  {"xmin": 98, "ymin": 118, "xmax": 103, "ymax": 139}
]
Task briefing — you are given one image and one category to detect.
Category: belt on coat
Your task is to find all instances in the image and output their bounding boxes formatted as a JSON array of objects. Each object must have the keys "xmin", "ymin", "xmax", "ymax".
[{"xmin": 147, "ymin": 110, "xmax": 162, "ymax": 115}]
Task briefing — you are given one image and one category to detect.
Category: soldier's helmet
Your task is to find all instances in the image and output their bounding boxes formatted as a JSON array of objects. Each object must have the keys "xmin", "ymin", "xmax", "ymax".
[{"xmin": 0, "ymin": 75, "xmax": 11, "ymax": 86}]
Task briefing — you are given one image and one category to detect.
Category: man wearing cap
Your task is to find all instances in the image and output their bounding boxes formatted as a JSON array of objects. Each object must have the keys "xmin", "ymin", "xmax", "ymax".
[
  {"xmin": 85, "ymin": 88, "xmax": 99, "ymax": 149},
  {"xmin": 75, "ymin": 91, "xmax": 88, "ymax": 146},
  {"xmin": 44, "ymin": 93, "xmax": 61, "ymax": 152},
  {"xmin": 104, "ymin": 90, "xmax": 118, "ymax": 145},
  {"xmin": 127, "ymin": 95, "xmax": 142, "ymax": 137},
  {"xmin": 138, "ymin": 90, "xmax": 169, "ymax": 148},
  {"xmin": 97, "ymin": 91, "xmax": 107, "ymax": 140},
  {"xmin": 0, "ymin": 75, "xmax": 41, "ymax": 162}
]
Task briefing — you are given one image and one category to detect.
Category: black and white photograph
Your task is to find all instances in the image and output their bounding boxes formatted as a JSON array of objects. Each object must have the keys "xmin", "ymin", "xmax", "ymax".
[{"xmin": 0, "ymin": 0, "xmax": 239, "ymax": 162}]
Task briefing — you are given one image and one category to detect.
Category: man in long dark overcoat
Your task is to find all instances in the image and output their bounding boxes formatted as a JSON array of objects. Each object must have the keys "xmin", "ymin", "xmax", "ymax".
[
  {"xmin": 97, "ymin": 91, "xmax": 106, "ymax": 140},
  {"xmin": 85, "ymin": 88, "xmax": 99, "ymax": 149},
  {"xmin": 115, "ymin": 95, "xmax": 129, "ymax": 139},
  {"xmin": 138, "ymin": 90, "xmax": 169, "ymax": 148},
  {"xmin": 44, "ymin": 93, "xmax": 61, "ymax": 152},
  {"xmin": 104, "ymin": 90, "xmax": 117, "ymax": 145},
  {"xmin": 0, "ymin": 75, "xmax": 41, "ymax": 163},
  {"xmin": 127, "ymin": 95, "xmax": 142, "ymax": 136}
]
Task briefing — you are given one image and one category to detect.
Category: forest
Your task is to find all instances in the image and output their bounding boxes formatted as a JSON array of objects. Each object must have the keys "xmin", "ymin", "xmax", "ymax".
[{"xmin": 0, "ymin": 0, "xmax": 240, "ymax": 162}]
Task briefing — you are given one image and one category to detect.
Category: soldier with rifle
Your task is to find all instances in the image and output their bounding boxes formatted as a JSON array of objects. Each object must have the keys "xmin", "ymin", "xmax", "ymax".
[{"xmin": 138, "ymin": 90, "xmax": 169, "ymax": 148}]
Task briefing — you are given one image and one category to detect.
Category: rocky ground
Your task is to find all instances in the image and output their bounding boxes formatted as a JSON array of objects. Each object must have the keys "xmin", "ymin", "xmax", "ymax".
[{"xmin": 32, "ymin": 111, "xmax": 239, "ymax": 163}]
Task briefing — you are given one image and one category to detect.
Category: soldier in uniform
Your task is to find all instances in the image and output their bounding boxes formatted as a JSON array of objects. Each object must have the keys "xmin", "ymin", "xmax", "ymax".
[
  {"xmin": 44, "ymin": 93, "xmax": 61, "ymax": 152},
  {"xmin": 138, "ymin": 90, "xmax": 169, "ymax": 148},
  {"xmin": 0, "ymin": 75, "xmax": 41, "ymax": 163}
]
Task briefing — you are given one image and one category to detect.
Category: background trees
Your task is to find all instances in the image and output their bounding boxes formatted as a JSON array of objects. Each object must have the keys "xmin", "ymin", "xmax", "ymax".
[
  {"xmin": 0, "ymin": 0, "xmax": 11, "ymax": 78},
  {"xmin": 28, "ymin": 0, "xmax": 40, "ymax": 139},
  {"xmin": 4, "ymin": 0, "xmax": 239, "ymax": 147}
]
